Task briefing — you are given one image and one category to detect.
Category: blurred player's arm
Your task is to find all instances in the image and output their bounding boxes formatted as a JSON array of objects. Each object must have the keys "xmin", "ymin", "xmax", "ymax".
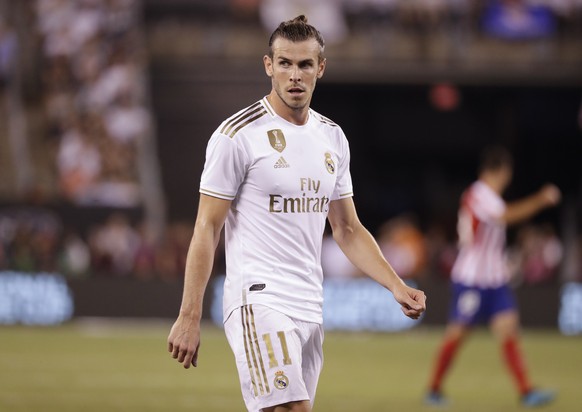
[
  {"xmin": 167, "ymin": 194, "xmax": 231, "ymax": 369},
  {"xmin": 328, "ymin": 197, "xmax": 426, "ymax": 319},
  {"xmin": 503, "ymin": 184, "xmax": 561, "ymax": 226}
]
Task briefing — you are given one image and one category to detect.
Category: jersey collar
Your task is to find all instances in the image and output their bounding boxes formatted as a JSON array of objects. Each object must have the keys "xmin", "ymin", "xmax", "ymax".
[
  {"xmin": 261, "ymin": 96, "xmax": 276, "ymax": 117},
  {"xmin": 261, "ymin": 96, "xmax": 312, "ymax": 126}
]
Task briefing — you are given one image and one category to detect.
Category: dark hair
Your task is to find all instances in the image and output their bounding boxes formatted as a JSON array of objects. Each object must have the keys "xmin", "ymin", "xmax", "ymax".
[
  {"xmin": 479, "ymin": 146, "xmax": 513, "ymax": 173},
  {"xmin": 268, "ymin": 15, "xmax": 325, "ymax": 60}
]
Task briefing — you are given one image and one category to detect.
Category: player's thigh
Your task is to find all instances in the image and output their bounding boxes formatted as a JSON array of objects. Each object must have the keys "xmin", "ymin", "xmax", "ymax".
[
  {"xmin": 487, "ymin": 285, "xmax": 520, "ymax": 339},
  {"xmin": 443, "ymin": 322, "xmax": 471, "ymax": 341},
  {"xmin": 262, "ymin": 399, "xmax": 312, "ymax": 412},
  {"xmin": 224, "ymin": 305, "xmax": 311, "ymax": 411},
  {"xmin": 449, "ymin": 283, "xmax": 484, "ymax": 325}
]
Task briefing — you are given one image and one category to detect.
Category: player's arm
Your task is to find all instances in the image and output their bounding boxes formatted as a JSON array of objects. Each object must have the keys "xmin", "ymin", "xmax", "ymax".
[
  {"xmin": 503, "ymin": 184, "xmax": 561, "ymax": 226},
  {"xmin": 327, "ymin": 197, "xmax": 426, "ymax": 319},
  {"xmin": 167, "ymin": 194, "xmax": 231, "ymax": 368}
]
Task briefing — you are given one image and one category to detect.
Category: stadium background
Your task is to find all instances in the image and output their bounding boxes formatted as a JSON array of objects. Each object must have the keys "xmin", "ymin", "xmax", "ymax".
[{"xmin": 1, "ymin": 1, "xmax": 582, "ymax": 411}]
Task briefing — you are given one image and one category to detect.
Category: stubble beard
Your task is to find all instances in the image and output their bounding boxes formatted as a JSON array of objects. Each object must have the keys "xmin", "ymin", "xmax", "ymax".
[{"xmin": 275, "ymin": 86, "xmax": 309, "ymax": 112}]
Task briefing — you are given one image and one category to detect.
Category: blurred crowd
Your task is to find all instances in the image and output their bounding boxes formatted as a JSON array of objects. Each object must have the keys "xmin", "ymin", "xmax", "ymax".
[
  {"xmin": 0, "ymin": 205, "xmax": 575, "ymax": 285},
  {"xmin": 36, "ymin": 0, "xmax": 151, "ymax": 206},
  {"xmin": 0, "ymin": 19, "xmax": 16, "ymax": 89},
  {"xmin": 0, "ymin": 207, "xmax": 196, "ymax": 282},
  {"xmin": 322, "ymin": 212, "xmax": 573, "ymax": 286},
  {"xmin": 257, "ymin": 0, "xmax": 582, "ymax": 42},
  {"xmin": 149, "ymin": 0, "xmax": 582, "ymax": 59}
]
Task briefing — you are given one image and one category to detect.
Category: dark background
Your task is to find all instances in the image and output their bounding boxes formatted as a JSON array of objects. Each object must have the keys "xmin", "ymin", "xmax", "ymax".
[{"xmin": 151, "ymin": 71, "xmax": 581, "ymax": 235}]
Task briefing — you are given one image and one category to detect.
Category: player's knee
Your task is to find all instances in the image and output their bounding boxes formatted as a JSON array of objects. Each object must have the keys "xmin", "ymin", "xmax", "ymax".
[
  {"xmin": 490, "ymin": 310, "xmax": 519, "ymax": 339},
  {"xmin": 445, "ymin": 324, "xmax": 469, "ymax": 341}
]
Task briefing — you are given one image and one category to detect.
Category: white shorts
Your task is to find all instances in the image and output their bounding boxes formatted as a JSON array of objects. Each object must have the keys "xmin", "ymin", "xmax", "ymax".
[{"xmin": 224, "ymin": 304, "xmax": 324, "ymax": 412}]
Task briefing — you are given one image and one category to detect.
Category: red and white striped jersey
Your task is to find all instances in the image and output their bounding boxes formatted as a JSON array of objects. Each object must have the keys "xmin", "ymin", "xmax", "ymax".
[{"xmin": 451, "ymin": 181, "xmax": 509, "ymax": 288}]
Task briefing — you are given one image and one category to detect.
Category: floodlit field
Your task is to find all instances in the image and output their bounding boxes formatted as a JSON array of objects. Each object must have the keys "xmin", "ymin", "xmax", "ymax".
[{"xmin": 1, "ymin": 321, "xmax": 580, "ymax": 412}]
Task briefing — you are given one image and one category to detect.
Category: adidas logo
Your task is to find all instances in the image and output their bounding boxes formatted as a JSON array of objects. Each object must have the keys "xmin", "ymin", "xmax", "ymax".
[{"xmin": 274, "ymin": 156, "xmax": 290, "ymax": 169}]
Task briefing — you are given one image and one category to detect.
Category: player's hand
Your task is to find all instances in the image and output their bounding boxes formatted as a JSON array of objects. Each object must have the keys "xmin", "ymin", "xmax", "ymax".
[
  {"xmin": 392, "ymin": 283, "xmax": 427, "ymax": 320},
  {"xmin": 167, "ymin": 317, "xmax": 201, "ymax": 369},
  {"xmin": 538, "ymin": 184, "xmax": 561, "ymax": 207}
]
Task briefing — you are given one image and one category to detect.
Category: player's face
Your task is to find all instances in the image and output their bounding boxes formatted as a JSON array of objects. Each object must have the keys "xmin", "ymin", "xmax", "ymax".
[{"xmin": 264, "ymin": 38, "xmax": 326, "ymax": 114}]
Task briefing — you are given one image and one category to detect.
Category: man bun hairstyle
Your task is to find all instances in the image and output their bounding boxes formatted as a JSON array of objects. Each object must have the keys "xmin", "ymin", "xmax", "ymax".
[{"xmin": 268, "ymin": 15, "xmax": 325, "ymax": 60}]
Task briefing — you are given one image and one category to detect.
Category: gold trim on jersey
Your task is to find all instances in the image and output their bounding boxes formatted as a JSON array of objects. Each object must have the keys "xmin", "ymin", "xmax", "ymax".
[
  {"xmin": 340, "ymin": 191, "xmax": 353, "ymax": 197},
  {"xmin": 199, "ymin": 188, "xmax": 236, "ymax": 200},
  {"xmin": 228, "ymin": 110, "xmax": 267, "ymax": 138},
  {"xmin": 221, "ymin": 102, "xmax": 268, "ymax": 138},
  {"xmin": 312, "ymin": 111, "xmax": 338, "ymax": 127},
  {"xmin": 262, "ymin": 97, "xmax": 275, "ymax": 117},
  {"xmin": 221, "ymin": 102, "xmax": 261, "ymax": 135}
]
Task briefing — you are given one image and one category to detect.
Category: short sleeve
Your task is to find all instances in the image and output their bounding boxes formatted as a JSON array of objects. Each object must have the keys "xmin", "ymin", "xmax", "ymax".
[
  {"xmin": 200, "ymin": 131, "xmax": 249, "ymax": 200},
  {"xmin": 331, "ymin": 129, "xmax": 354, "ymax": 201},
  {"xmin": 467, "ymin": 182, "xmax": 506, "ymax": 222}
]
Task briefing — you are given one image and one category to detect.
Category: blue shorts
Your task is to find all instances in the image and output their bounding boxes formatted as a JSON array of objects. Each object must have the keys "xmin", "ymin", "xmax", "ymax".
[{"xmin": 449, "ymin": 282, "xmax": 517, "ymax": 326}]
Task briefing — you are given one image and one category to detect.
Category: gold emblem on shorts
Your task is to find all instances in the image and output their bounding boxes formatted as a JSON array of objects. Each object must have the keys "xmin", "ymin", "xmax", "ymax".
[
  {"xmin": 324, "ymin": 152, "xmax": 335, "ymax": 174},
  {"xmin": 273, "ymin": 371, "xmax": 289, "ymax": 390},
  {"xmin": 268, "ymin": 129, "xmax": 286, "ymax": 153}
]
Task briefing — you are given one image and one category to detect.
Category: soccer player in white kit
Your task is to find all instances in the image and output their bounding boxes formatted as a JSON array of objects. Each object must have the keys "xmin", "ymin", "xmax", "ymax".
[
  {"xmin": 167, "ymin": 15, "xmax": 427, "ymax": 412},
  {"xmin": 425, "ymin": 146, "xmax": 560, "ymax": 408}
]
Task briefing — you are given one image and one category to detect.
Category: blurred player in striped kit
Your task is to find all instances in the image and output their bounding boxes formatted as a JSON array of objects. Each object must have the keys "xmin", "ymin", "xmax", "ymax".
[{"xmin": 426, "ymin": 146, "xmax": 560, "ymax": 408}]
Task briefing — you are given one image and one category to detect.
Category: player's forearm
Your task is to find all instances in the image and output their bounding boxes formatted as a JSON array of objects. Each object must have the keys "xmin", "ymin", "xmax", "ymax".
[
  {"xmin": 334, "ymin": 223, "xmax": 404, "ymax": 292},
  {"xmin": 178, "ymin": 227, "xmax": 219, "ymax": 321},
  {"xmin": 504, "ymin": 193, "xmax": 549, "ymax": 226}
]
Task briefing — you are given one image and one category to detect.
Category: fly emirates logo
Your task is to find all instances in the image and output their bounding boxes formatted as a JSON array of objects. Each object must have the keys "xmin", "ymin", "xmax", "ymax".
[{"xmin": 269, "ymin": 178, "xmax": 330, "ymax": 214}]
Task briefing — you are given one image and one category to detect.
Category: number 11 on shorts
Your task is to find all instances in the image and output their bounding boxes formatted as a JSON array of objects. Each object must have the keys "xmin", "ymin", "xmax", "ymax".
[{"xmin": 262, "ymin": 331, "xmax": 292, "ymax": 368}]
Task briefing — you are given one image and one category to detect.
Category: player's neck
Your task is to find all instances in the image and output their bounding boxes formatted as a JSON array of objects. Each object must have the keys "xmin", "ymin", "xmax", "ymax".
[
  {"xmin": 479, "ymin": 173, "xmax": 504, "ymax": 195},
  {"xmin": 267, "ymin": 92, "xmax": 310, "ymax": 126}
]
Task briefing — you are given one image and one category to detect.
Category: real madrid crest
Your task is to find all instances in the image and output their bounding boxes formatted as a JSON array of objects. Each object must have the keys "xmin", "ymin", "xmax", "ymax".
[
  {"xmin": 324, "ymin": 152, "xmax": 335, "ymax": 174},
  {"xmin": 267, "ymin": 129, "xmax": 286, "ymax": 153},
  {"xmin": 273, "ymin": 371, "xmax": 289, "ymax": 390}
]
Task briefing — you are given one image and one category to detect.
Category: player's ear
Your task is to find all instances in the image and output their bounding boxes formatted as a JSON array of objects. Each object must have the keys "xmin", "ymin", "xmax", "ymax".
[
  {"xmin": 264, "ymin": 55, "xmax": 273, "ymax": 77},
  {"xmin": 317, "ymin": 58, "xmax": 326, "ymax": 79}
]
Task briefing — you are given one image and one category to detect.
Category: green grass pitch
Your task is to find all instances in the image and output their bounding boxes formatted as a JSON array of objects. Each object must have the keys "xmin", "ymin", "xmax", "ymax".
[{"xmin": 1, "ymin": 321, "xmax": 580, "ymax": 411}]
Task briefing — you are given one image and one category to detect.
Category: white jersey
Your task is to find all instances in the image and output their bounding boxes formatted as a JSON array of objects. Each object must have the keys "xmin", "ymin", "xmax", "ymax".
[
  {"xmin": 200, "ymin": 97, "xmax": 353, "ymax": 324},
  {"xmin": 451, "ymin": 181, "xmax": 509, "ymax": 288}
]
